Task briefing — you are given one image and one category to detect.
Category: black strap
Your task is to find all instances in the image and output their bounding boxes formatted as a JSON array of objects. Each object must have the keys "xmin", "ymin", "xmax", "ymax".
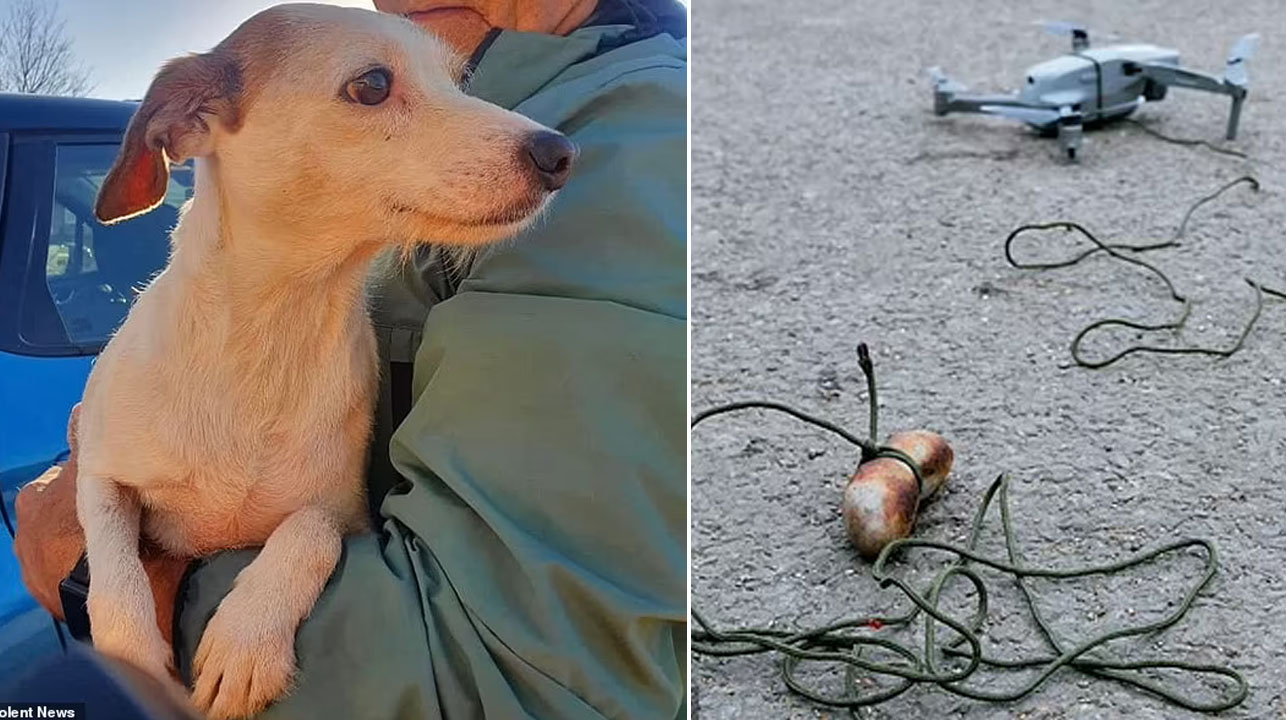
[
  {"xmin": 464, "ymin": 28, "xmax": 502, "ymax": 78},
  {"xmin": 390, "ymin": 361, "xmax": 415, "ymax": 430},
  {"xmin": 59, "ymin": 553, "xmax": 92, "ymax": 642}
]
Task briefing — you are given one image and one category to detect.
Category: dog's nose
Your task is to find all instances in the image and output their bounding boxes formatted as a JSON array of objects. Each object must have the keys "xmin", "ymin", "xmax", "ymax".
[{"xmin": 526, "ymin": 131, "xmax": 575, "ymax": 191}]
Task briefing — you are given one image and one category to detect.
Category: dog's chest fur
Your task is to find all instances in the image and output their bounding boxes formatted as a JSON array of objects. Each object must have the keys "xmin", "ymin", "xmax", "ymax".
[{"xmin": 78, "ymin": 267, "xmax": 378, "ymax": 557}]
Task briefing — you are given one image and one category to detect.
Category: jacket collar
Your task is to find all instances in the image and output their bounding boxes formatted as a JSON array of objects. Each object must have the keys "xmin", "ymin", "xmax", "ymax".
[
  {"xmin": 463, "ymin": 0, "xmax": 687, "ymax": 109},
  {"xmin": 464, "ymin": 28, "xmax": 604, "ymax": 109}
]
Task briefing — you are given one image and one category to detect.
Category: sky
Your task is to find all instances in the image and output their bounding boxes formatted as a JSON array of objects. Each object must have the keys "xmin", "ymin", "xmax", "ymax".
[
  {"xmin": 58, "ymin": 0, "xmax": 373, "ymax": 99},
  {"xmin": 48, "ymin": 0, "xmax": 687, "ymax": 100}
]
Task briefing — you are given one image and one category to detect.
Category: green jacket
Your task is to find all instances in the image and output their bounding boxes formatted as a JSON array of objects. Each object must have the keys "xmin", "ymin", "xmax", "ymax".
[{"xmin": 172, "ymin": 19, "xmax": 688, "ymax": 720}]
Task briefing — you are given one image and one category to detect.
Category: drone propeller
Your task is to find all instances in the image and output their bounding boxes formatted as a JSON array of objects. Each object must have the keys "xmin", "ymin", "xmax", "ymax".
[
  {"xmin": 979, "ymin": 105, "xmax": 1062, "ymax": 126},
  {"xmin": 1038, "ymin": 20, "xmax": 1086, "ymax": 37},
  {"xmin": 1225, "ymin": 33, "xmax": 1259, "ymax": 87},
  {"xmin": 927, "ymin": 66, "xmax": 966, "ymax": 93},
  {"xmin": 1035, "ymin": 20, "xmax": 1118, "ymax": 49}
]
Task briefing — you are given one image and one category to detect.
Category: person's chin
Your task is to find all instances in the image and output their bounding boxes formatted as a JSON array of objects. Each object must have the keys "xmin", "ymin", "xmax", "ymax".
[{"xmin": 405, "ymin": 7, "xmax": 492, "ymax": 48}]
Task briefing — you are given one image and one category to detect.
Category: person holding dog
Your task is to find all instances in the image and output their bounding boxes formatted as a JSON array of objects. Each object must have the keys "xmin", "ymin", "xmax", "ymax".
[{"xmin": 13, "ymin": 0, "xmax": 687, "ymax": 718}]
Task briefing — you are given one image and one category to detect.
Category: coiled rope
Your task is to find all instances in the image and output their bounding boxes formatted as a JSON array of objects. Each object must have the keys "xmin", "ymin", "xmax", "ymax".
[
  {"xmin": 1004, "ymin": 175, "xmax": 1284, "ymax": 368},
  {"xmin": 692, "ymin": 344, "xmax": 1246, "ymax": 713}
]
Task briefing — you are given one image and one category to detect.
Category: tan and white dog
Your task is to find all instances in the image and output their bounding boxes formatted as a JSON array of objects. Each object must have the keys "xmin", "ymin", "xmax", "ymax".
[{"xmin": 77, "ymin": 4, "xmax": 573, "ymax": 718}]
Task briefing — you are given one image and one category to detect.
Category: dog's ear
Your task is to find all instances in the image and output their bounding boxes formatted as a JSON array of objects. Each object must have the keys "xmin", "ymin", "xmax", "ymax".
[
  {"xmin": 96, "ymin": 51, "xmax": 243, "ymax": 224},
  {"xmin": 67, "ymin": 402, "xmax": 81, "ymax": 452}
]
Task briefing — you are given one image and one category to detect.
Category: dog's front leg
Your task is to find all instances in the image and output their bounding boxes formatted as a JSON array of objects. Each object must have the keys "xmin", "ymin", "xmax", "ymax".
[
  {"xmin": 77, "ymin": 473, "xmax": 175, "ymax": 679},
  {"xmin": 191, "ymin": 505, "xmax": 342, "ymax": 720}
]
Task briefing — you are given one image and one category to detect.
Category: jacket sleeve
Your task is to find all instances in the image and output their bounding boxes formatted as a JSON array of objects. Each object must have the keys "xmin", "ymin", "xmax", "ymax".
[{"xmin": 172, "ymin": 60, "xmax": 687, "ymax": 720}]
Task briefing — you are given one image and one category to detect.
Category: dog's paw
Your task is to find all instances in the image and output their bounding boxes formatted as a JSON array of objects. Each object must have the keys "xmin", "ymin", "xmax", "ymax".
[{"xmin": 191, "ymin": 595, "xmax": 297, "ymax": 720}]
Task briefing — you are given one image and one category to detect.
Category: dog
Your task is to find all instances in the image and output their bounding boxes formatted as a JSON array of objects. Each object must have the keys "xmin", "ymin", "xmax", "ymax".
[{"xmin": 77, "ymin": 4, "xmax": 574, "ymax": 718}]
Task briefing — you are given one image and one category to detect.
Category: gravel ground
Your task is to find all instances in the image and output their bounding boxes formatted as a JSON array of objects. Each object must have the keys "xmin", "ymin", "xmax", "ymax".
[{"xmin": 690, "ymin": 1, "xmax": 1286, "ymax": 718}]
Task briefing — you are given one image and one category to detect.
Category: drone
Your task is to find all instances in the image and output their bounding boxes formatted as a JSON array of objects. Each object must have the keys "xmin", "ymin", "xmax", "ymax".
[{"xmin": 929, "ymin": 22, "xmax": 1260, "ymax": 160}]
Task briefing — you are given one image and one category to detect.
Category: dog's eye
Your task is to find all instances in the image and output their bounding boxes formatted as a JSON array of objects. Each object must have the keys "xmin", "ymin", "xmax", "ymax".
[{"xmin": 344, "ymin": 68, "xmax": 392, "ymax": 105}]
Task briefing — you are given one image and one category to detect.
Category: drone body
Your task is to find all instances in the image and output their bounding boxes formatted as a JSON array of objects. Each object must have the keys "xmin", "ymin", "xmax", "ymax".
[{"xmin": 930, "ymin": 24, "xmax": 1258, "ymax": 160}]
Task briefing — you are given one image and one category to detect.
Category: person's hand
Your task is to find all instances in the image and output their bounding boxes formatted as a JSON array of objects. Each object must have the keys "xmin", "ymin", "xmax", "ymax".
[
  {"xmin": 14, "ymin": 404, "xmax": 188, "ymax": 645},
  {"xmin": 14, "ymin": 462, "xmax": 84, "ymax": 622},
  {"xmin": 15, "ymin": 403, "xmax": 87, "ymax": 621}
]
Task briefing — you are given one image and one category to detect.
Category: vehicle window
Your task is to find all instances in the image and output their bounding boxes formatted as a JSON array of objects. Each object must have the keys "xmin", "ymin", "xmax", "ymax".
[{"xmin": 43, "ymin": 144, "xmax": 193, "ymax": 345}]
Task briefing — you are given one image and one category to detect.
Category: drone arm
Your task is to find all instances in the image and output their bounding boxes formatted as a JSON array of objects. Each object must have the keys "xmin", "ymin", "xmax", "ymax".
[
  {"xmin": 935, "ymin": 94, "xmax": 1080, "ymax": 158},
  {"xmin": 1139, "ymin": 63, "xmax": 1230, "ymax": 96},
  {"xmin": 936, "ymin": 93, "xmax": 1052, "ymax": 117},
  {"xmin": 1140, "ymin": 63, "xmax": 1247, "ymax": 139}
]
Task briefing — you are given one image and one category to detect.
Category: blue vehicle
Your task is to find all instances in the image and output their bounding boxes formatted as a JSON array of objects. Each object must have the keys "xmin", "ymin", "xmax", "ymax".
[{"xmin": 0, "ymin": 93, "xmax": 192, "ymax": 675}]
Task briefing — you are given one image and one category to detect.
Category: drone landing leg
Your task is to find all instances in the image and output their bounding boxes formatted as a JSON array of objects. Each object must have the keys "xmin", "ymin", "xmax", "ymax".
[
  {"xmin": 1227, "ymin": 94, "xmax": 1245, "ymax": 140},
  {"xmin": 1058, "ymin": 121, "xmax": 1084, "ymax": 162}
]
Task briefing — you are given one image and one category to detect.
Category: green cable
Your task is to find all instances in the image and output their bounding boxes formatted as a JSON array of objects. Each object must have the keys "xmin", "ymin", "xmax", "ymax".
[
  {"xmin": 691, "ymin": 345, "xmax": 1247, "ymax": 713},
  {"xmin": 1004, "ymin": 176, "xmax": 1284, "ymax": 369},
  {"xmin": 1124, "ymin": 118, "xmax": 1249, "ymax": 160}
]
